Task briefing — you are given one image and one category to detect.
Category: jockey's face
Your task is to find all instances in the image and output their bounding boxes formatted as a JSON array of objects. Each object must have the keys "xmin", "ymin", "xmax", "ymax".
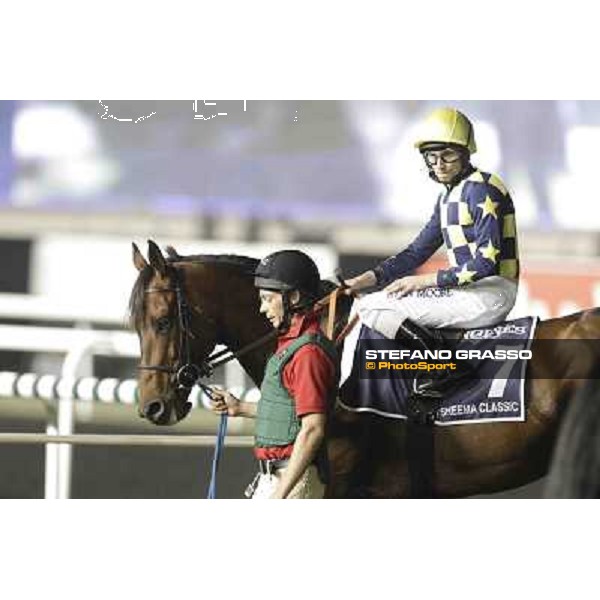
[{"xmin": 422, "ymin": 147, "xmax": 465, "ymax": 184}]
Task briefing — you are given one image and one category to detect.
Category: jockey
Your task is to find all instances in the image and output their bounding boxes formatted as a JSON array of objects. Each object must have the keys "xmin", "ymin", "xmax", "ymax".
[
  {"xmin": 345, "ymin": 107, "xmax": 520, "ymax": 397},
  {"xmin": 210, "ymin": 250, "xmax": 338, "ymax": 499}
]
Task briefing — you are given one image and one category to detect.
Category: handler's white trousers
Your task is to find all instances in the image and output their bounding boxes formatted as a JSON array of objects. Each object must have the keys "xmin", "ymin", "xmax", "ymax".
[
  {"xmin": 340, "ymin": 276, "xmax": 517, "ymax": 384},
  {"xmin": 249, "ymin": 465, "xmax": 325, "ymax": 500}
]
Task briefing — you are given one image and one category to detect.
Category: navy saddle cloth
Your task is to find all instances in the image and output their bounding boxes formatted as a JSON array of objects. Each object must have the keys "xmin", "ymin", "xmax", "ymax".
[{"xmin": 338, "ymin": 316, "xmax": 538, "ymax": 425}]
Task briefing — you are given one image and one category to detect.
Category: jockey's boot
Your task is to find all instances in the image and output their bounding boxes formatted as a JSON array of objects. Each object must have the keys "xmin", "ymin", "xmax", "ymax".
[{"xmin": 395, "ymin": 319, "xmax": 477, "ymax": 398}]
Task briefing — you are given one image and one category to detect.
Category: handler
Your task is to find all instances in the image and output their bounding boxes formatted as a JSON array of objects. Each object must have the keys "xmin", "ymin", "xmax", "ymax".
[
  {"xmin": 209, "ymin": 250, "xmax": 338, "ymax": 499},
  {"xmin": 345, "ymin": 107, "xmax": 520, "ymax": 397}
]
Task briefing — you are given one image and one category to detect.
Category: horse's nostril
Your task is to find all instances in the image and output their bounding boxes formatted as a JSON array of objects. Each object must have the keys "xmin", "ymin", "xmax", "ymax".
[
  {"xmin": 179, "ymin": 401, "xmax": 192, "ymax": 420},
  {"xmin": 143, "ymin": 400, "xmax": 165, "ymax": 420}
]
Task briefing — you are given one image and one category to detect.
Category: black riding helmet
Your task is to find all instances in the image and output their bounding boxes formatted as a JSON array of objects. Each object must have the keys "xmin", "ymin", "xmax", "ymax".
[{"xmin": 254, "ymin": 250, "xmax": 321, "ymax": 301}]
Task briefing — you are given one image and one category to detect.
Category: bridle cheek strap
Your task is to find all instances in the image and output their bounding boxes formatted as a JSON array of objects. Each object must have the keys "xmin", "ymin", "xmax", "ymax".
[{"xmin": 137, "ymin": 268, "xmax": 212, "ymax": 389}]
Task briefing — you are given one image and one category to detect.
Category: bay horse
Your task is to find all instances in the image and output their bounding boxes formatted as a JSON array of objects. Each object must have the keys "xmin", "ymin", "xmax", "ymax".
[{"xmin": 129, "ymin": 240, "xmax": 600, "ymax": 498}]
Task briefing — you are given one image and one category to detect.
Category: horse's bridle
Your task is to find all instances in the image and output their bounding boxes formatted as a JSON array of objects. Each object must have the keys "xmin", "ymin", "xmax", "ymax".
[
  {"xmin": 138, "ymin": 266, "xmax": 213, "ymax": 391},
  {"xmin": 137, "ymin": 265, "xmax": 278, "ymax": 393}
]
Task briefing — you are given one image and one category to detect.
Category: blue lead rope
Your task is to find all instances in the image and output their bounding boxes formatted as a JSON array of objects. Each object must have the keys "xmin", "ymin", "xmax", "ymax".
[
  {"xmin": 207, "ymin": 412, "xmax": 228, "ymax": 499},
  {"xmin": 197, "ymin": 380, "xmax": 229, "ymax": 499}
]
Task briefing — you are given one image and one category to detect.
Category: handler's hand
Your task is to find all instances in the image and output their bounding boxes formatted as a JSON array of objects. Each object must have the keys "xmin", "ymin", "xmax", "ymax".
[
  {"xmin": 384, "ymin": 274, "xmax": 436, "ymax": 297},
  {"xmin": 208, "ymin": 388, "xmax": 241, "ymax": 417}
]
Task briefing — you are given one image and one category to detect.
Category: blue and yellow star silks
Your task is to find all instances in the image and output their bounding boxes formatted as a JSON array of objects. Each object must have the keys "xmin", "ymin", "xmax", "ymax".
[{"xmin": 374, "ymin": 169, "xmax": 520, "ymax": 288}]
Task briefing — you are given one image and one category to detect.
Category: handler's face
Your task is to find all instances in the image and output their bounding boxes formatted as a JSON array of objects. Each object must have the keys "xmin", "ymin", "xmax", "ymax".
[{"xmin": 258, "ymin": 290, "xmax": 285, "ymax": 329}]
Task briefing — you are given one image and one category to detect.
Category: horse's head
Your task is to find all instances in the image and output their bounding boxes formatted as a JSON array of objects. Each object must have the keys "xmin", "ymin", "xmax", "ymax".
[{"xmin": 129, "ymin": 241, "xmax": 221, "ymax": 425}]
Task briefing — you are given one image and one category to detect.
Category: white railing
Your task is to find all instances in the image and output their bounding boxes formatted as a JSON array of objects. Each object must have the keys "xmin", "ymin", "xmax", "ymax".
[
  {"xmin": 0, "ymin": 325, "xmax": 141, "ymax": 499},
  {"xmin": 0, "ymin": 433, "xmax": 253, "ymax": 447},
  {"xmin": 0, "ymin": 315, "xmax": 253, "ymax": 499},
  {"xmin": 0, "ymin": 293, "xmax": 128, "ymax": 325}
]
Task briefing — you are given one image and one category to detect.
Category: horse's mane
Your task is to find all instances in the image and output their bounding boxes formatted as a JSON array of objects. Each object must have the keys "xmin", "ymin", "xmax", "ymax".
[
  {"xmin": 168, "ymin": 252, "xmax": 259, "ymax": 272},
  {"xmin": 128, "ymin": 252, "xmax": 259, "ymax": 331}
]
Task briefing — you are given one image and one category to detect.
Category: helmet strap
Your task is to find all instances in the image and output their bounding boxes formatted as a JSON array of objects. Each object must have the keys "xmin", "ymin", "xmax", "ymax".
[
  {"xmin": 277, "ymin": 290, "xmax": 316, "ymax": 333},
  {"xmin": 450, "ymin": 160, "xmax": 475, "ymax": 187},
  {"xmin": 278, "ymin": 290, "xmax": 293, "ymax": 333}
]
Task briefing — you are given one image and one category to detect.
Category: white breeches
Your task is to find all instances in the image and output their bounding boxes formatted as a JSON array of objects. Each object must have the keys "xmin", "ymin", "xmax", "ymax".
[{"xmin": 357, "ymin": 276, "xmax": 517, "ymax": 335}]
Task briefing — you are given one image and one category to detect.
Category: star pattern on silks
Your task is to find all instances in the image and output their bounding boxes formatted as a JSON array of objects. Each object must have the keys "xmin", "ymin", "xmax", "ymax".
[
  {"xmin": 477, "ymin": 194, "xmax": 499, "ymax": 219},
  {"xmin": 457, "ymin": 264, "xmax": 477, "ymax": 285},
  {"xmin": 480, "ymin": 240, "xmax": 501, "ymax": 263},
  {"xmin": 376, "ymin": 169, "xmax": 520, "ymax": 289}
]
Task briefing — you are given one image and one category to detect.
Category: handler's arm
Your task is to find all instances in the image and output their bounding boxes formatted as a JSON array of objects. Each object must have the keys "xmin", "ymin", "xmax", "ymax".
[
  {"xmin": 209, "ymin": 389, "xmax": 258, "ymax": 418},
  {"xmin": 236, "ymin": 401, "xmax": 257, "ymax": 418},
  {"xmin": 271, "ymin": 413, "xmax": 326, "ymax": 499}
]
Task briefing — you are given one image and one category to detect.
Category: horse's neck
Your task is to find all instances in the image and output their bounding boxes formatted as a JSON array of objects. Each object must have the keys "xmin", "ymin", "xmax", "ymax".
[
  {"xmin": 214, "ymin": 277, "xmax": 272, "ymax": 387},
  {"xmin": 224, "ymin": 320, "xmax": 273, "ymax": 388}
]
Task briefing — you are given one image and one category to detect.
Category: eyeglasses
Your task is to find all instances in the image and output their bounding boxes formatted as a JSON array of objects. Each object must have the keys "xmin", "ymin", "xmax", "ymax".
[{"xmin": 422, "ymin": 149, "xmax": 462, "ymax": 166}]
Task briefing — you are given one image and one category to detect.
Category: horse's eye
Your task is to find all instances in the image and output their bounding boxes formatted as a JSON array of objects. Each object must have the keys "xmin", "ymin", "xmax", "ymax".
[{"xmin": 156, "ymin": 317, "xmax": 171, "ymax": 334}]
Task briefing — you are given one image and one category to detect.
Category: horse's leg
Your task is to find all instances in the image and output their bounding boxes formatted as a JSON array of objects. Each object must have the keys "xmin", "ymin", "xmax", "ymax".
[
  {"xmin": 326, "ymin": 405, "xmax": 376, "ymax": 498},
  {"xmin": 326, "ymin": 405, "xmax": 413, "ymax": 498}
]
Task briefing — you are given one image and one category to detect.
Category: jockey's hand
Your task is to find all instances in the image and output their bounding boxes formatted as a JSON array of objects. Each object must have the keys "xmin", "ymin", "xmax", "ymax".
[
  {"xmin": 342, "ymin": 276, "xmax": 360, "ymax": 296},
  {"xmin": 343, "ymin": 271, "xmax": 378, "ymax": 296},
  {"xmin": 384, "ymin": 273, "xmax": 437, "ymax": 297},
  {"xmin": 208, "ymin": 388, "xmax": 241, "ymax": 417}
]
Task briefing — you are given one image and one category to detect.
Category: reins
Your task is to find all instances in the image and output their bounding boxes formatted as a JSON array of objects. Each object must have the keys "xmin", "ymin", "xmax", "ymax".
[
  {"xmin": 204, "ymin": 283, "xmax": 357, "ymax": 371},
  {"xmin": 203, "ymin": 328, "xmax": 279, "ymax": 373}
]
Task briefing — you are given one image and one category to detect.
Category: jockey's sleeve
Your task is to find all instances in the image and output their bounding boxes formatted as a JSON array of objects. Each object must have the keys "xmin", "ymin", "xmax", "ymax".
[
  {"xmin": 436, "ymin": 180, "xmax": 511, "ymax": 288},
  {"xmin": 373, "ymin": 201, "xmax": 443, "ymax": 286}
]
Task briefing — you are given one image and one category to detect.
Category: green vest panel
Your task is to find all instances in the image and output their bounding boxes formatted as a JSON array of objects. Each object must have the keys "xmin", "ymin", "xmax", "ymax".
[{"xmin": 255, "ymin": 333, "xmax": 338, "ymax": 448}]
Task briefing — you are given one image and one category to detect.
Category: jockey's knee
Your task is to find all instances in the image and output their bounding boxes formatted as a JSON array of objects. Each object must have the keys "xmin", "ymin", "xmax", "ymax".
[
  {"xmin": 356, "ymin": 303, "xmax": 377, "ymax": 329},
  {"xmin": 357, "ymin": 305, "xmax": 407, "ymax": 339}
]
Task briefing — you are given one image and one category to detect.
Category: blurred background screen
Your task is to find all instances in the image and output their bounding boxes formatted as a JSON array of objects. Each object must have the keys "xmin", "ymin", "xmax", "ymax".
[{"xmin": 3, "ymin": 99, "xmax": 599, "ymax": 229}]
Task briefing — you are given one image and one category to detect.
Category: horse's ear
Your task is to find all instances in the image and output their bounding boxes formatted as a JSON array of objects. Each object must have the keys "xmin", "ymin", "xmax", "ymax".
[
  {"xmin": 165, "ymin": 245, "xmax": 180, "ymax": 260},
  {"xmin": 132, "ymin": 242, "xmax": 149, "ymax": 272},
  {"xmin": 147, "ymin": 239, "xmax": 168, "ymax": 276}
]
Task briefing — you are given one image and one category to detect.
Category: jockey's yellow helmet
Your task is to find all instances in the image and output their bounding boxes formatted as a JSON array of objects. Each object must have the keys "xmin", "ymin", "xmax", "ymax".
[{"xmin": 414, "ymin": 107, "xmax": 477, "ymax": 154}]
